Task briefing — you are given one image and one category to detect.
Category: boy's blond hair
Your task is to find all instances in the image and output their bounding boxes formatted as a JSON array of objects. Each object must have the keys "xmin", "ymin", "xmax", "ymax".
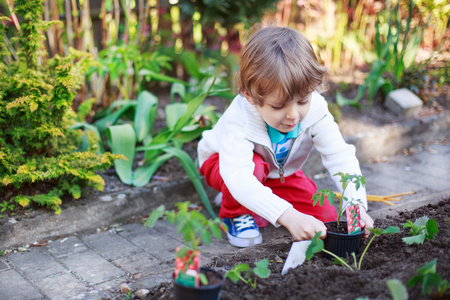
[{"xmin": 236, "ymin": 26, "xmax": 327, "ymax": 105}]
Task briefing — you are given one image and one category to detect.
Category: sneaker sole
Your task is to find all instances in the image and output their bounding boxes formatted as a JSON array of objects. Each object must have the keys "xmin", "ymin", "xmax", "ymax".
[{"xmin": 227, "ymin": 232, "xmax": 262, "ymax": 248}]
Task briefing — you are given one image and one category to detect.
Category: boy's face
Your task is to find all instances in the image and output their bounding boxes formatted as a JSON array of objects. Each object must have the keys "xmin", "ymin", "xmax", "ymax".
[{"xmin": 244, "ymin": 90, "xmax": 312, "ymax": 133}]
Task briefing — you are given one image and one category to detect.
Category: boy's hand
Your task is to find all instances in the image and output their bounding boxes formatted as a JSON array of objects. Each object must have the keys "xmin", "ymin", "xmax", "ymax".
[
  {"xmin": 359, "ymin": 206, "xmax": 374, "ymax": 239},
  {"xmin": 277, "ymin": 207, "xmax": 327, "ymax": 241}
]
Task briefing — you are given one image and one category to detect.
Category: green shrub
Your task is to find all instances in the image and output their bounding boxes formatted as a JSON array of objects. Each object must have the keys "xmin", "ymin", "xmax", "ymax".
[{"xmin": 0, "ymin": 0, "xmax": 123, "ymax": 214}]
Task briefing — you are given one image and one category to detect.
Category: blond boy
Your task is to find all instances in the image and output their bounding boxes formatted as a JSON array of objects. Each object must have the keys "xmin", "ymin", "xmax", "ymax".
[{"xmin": 198, "ymin": 26, "xmax": 374, "ymax": 247}]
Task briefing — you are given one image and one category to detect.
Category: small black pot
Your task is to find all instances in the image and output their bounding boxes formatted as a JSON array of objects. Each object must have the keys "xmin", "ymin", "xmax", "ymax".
[
  {"xmin": 173, "ymin": 267, "xmax": 224, "ymax": 300},
  {"xmin": 324, "ymin": 221, "xmax": 364, "ymax": 259}
]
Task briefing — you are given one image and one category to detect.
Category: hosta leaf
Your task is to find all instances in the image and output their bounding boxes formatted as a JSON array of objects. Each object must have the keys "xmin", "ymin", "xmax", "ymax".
[
  {"xmin": 134, "ymin": 91, "xmax": 158, "ymax": 142},
  {"xmin": 107, "ymin": 124, "xmax": 136, "ymax": 185}
]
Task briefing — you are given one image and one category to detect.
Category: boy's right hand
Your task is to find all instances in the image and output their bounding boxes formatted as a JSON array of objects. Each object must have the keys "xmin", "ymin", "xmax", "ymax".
[{"xmin": 277, "ymin": 207, "xmax": 327, "ymax": 241}]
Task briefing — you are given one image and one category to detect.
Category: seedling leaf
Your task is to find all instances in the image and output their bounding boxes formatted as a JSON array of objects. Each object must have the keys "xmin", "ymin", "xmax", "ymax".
[
  {"xmin": 403, "ymin": 234, "xmax": 426, "ymax": 245},
  {"xmin": 144, "ymin": 205, "xmax": 165, "ymax": 228},
  {"xmin": 225, "ymin": 263, "xmax": 250, "ymax": 283},
  {"xmin": 254, "ymin": 259, "xmax": 270, "ymax": 278},
  {"xmin": 306, "ymin": 231, "xmax": 324, "ymax": 260},
  {"xmin": 402, "ymin": 216, "xmax": 438, "ymax": 244},
  {"xmin": 387, "ymin": 279, "xmax": 408, "ymax": 300},
  {"xmin": 200, "ymin": 229, "xmax": 211, "ymax": 245},
  {"xmin": 382, "ymin": 226, "xmax": 401, "ymax": 234},
  {"xmin": 425, "ymin": 219, "xmax": 438, "ymax": 239}
]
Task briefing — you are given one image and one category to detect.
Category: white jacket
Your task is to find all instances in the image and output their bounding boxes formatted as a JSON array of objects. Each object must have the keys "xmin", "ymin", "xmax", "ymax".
[{"xmin": 198, "ymin": 92, "xmax": 367, "ymax": 226}]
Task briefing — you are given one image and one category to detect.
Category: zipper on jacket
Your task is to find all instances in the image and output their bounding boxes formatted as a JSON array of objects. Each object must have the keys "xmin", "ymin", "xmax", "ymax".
[
  {"xmin": 279, "ymin": 165, "xmax": 285, "ymax": 183},
  {"xmin": 247, "ymin": 114, "xmax": 327, "ymax": 183}
]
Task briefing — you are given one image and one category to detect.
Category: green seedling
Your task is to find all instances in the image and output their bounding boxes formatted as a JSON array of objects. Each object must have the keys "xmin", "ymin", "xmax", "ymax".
[
  {"xmin": 312, "ymin": 172, "xmax": 365, "ymax": 227},
  {"xmin": 307, "ymin": 226, "xmax": 399, "ymax": 271},
  {"xmin": 408, "ymin": 259, "xmax": 449, "ymax": 297},
  {"xmin": 387, "ymin": 279, "xmax": 408, "ymax": 300},
  {"xmin": 402, "ymin": 216, "xmax": 438, "ymax": 245},
  {"xmin": 225, "ymin": 259, "xmax": 271, "ymax": 288},
  {"xmin": 145, "ymin": 202, "xmax": 225, "ymax": 285}
]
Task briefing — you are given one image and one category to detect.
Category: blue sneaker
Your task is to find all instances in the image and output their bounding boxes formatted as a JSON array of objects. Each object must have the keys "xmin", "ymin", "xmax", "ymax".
[{"xmin": 223, "ymin": 215, "xmax": 262, "ymax": 247}]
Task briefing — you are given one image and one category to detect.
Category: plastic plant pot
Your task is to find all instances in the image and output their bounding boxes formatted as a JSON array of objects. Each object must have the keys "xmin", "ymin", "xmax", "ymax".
[
  {"xmin": 323, "ymin": 221, "xmax": 364, "ymax": 259},
  {"xmin": 173, "ymin": 267, "xmax": 225, "ymax": 300}
]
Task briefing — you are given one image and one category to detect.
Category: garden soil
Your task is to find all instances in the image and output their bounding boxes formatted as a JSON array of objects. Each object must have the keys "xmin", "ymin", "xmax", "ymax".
[{"xmin": 144, "ymin": 198, "xmax": 450, "ymax": 300}]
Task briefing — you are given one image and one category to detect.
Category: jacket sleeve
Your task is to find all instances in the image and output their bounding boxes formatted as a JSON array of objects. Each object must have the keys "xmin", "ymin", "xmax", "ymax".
[{"xmin": 310, "ymin": 102, "xmax": 368, "ymax": 212}]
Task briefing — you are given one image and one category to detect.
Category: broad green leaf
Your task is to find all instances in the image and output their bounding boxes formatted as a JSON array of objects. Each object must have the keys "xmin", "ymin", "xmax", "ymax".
[
  {"xmin": 254, "ymin": 259, "xmax": 270, "ymax": 278},
  {"xmin": 135, "ymin": 143, "xmax": 168, "ymax": 152},
  {"xmin": 413, "ymin": 216, "xmax": 429, "ymax": 228},
  {"xmin": 231, "ymin": 263, "xmax": 251, "ymax": 273},
  {"xmin": 170, "ymin": 82, "xmax": 186, "ymax": 103},
  {"xmin": 132, "ymin": 153, "xmax": 174, "ymax": 187},
  {"xmin": 402, "ymin": 234, "xmax": 425, "ymax": 245},
  {"xmin": 166, "ymin": 103, "xmax": 188, "ymax": 129},
  {"xmin": 200, "ymin": 229, "xmax": 211, "ymax": 245},
  {"xmin": 71, "ymin": 122, "xmax": 104, "ymax": 153},
  {"xmin": 171, "ymin": 79, "xmax": 216, "ymax": 137},
  {"xmin": 327, "ymin": 191, "xmax": 337, "ymax": 206},
  {"xmin": 422, "ymin": 273, "xmax": 442, "ymax": 295},
  {"xmin": 134, "ymin": 91, "xmax": 158, "ymax": 142},
  {"xmin": 209, "ymin": 222, "xmax": 222, "ymax": 240},
  {"xmin": 381, "ymin": 226, "xmax": 400, "ymax": 234},
  {"xmin": 425, "ymin": 219, "xmax": 438, "ymax": 239},
  {"xmin": 107, "ymin": 124, "xmax": 136, "ymax": 185},
  {"xmin": 306, "ymin": 232, "xmax": 324, "ymax": 260},
  {"xmin": 336, "ymin": 86, "xmax": 363, "ymax": 108},
  {"xmin": 368, "ymin": 228, "xmax": 384, "ymax": 235},
  {"xmin": 387, "ymin": 279, "xmax": 408, "ymax": 300},
  {"xmin": 94, "ymin": 101, "xmax": 137, "ymax": 134},
  {"xmin": 174, "ymin": 127, "xmax": 205, "ymax": 143},
  {"xmin": 163, "ymin": 147, "xmax": 216, "ymax": 218}
]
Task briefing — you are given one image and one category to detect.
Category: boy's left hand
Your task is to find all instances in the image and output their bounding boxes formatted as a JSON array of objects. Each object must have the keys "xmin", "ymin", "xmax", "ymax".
[{"xmin": 359, "ymin": 206, "xmax": 374, "ymax": 238}]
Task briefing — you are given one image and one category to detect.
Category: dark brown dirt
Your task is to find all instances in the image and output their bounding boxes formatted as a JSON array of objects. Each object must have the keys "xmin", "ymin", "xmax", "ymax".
[{"xmin": 144, "ymin": 198, "xmax": 450, "ymax": 299}]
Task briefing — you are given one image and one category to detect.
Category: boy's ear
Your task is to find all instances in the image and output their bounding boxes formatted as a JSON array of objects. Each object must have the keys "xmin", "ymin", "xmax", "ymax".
[{"xmin": 242, "ymin": 90, "xmax": 257, "ymax": 105}]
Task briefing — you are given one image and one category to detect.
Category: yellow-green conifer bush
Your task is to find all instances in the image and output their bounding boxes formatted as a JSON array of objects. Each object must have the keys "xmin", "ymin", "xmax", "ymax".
[{"xmin": 0, "ymin": 0, "xmax": 124, "ymax": 214}]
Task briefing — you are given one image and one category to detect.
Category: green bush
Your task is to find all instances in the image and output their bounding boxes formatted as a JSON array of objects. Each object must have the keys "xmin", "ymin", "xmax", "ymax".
[{"xmin": 0, "ymin": 0, "xmax": 123, "ymax": 214}]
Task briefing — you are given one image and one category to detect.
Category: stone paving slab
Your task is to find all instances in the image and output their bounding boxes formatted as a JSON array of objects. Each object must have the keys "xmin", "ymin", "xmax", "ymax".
[
  {"xmin": 7, "ymin": 248, "xmax": 68, "ymax": 281},
  {"xmin": 0, "ymin": 269, "xmax": 44, "ymax": 300},
  {"xmin": 58, "ymin": 250, "xmax": 125, "ymax": 285}
]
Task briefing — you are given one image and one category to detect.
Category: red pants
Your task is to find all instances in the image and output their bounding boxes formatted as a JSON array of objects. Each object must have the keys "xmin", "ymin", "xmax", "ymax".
[{"xmin": 199, "ymin": 153, "xmax": 337, "ymax": 226}]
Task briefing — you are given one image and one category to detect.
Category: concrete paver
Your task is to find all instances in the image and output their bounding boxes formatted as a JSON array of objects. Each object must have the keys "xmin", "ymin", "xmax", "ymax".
[{"xmin": 0, "ymin": 269, "xmax": 44, "ymax": 300}]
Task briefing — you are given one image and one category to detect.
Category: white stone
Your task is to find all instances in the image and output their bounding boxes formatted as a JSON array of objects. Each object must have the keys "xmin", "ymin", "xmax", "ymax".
[
  {"xmin": 135, "ymin": 289, "xmax": 150, "ymax": 298},
  {"xmin": 385, "ymin": 88, "xmax": 423, "ymax": 117}
]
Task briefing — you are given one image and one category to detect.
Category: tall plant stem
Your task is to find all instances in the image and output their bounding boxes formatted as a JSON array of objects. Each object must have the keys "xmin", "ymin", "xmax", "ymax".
[{"xmin": 358, "ymin": 234, "xmax": 377, "ymax": 270}]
